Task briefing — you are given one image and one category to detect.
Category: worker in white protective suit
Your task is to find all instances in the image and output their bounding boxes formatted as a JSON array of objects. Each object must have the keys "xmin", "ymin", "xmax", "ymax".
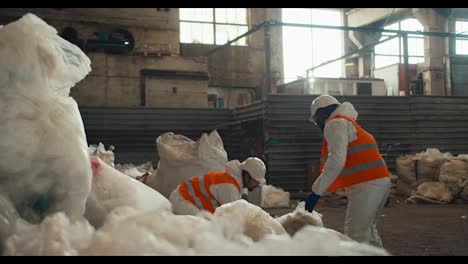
[
  {"xmin": 305, "ymin": 94, "xmax": 391, "ymax": 247},
  {"xmin": 169, "ymin": 157, "xmax": 266, "ymax": 216}
]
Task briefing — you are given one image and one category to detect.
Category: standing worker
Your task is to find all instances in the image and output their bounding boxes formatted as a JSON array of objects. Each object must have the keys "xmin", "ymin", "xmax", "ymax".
[
  {"xmin": 169, "ymin": 157, "xmax": 266, "ymax": 216},
  {"xmin": 305, "ymin": 94, "xmax": 390, "ymax": 247}
]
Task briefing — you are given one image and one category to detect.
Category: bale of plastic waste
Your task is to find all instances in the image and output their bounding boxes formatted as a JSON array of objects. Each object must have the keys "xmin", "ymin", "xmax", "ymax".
[
  {"xmin": 85, "ymin": 156, "xmax": 171, "ymax": 228},
  {"xmin": 439, "ymin": 157, "xmax": 468, "ymax": 197},
  {"xmin": 261, "ymin": 184, "xmax": 290, "ymax": 208},
  {"xmin": 147, "ymin": 130, "xmax": 228, "ymax": 198},
  {"xmin": 276, "ymin": 202, "xmax": 323, "ymax": 236},
  {"xmin": 407, "ymin": 182, "xmax": 453, "ymax": 204},
  {"xmin": 396, "ymin": 148, "xmax": 450, "ymax": 197},
  {"xmin": 0, "ymin": 13, "xmax": 92, "ymax": 223}
]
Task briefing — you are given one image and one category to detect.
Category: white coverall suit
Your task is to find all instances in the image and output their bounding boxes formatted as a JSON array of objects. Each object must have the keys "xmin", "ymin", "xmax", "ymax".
[
  {"xmin": 312, "ymin": 102, "xmax": 391, "ymax": 247},
  {"xmin": 169, "ymin": 160, "xmax": 244, "ymax": 216}
]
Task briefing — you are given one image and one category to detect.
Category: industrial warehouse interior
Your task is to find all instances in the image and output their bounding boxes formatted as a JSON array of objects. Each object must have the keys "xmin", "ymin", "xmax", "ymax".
[{"xmin": 0, "ymin": 8, "xmax": 467, "ymax": 256}]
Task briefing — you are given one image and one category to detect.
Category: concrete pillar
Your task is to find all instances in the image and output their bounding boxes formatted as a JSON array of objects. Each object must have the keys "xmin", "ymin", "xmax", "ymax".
[
  {"xmin": 350, "ymin": 31, "xmax": 376, "ymax": 77},
  {"xmin": 265, "ymin": 8, "xmax": 283, "ymax": 93},
  {"xmin": 249, "ymin": 8, "xmax": 282, "ymax": 97},
  {"xmin": 413, "ymin": 8, "xmax": 448, "ymax": 95},
  {"xmin": 358, "ymin": 53, "xmax": 373, "ymax": 77}
]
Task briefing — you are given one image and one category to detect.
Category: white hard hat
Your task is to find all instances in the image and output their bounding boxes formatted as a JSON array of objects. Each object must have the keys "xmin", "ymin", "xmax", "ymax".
[
  {"xmin": 239, "ymin": 157, "xmax": 266, "ymax": 184},
  {"xmin": 309, "ymin": 94, "xmax": 341, "ymax": 122}
]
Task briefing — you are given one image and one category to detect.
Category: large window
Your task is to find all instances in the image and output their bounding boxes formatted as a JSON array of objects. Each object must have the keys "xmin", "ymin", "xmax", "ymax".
[
  {"xmin": 455, "ymin": 20, "xmax": 468, "ymax": 55},
  {"xmin": 374, "ymin": 18, "xmax": 424, "ymax": 69},
  {"xmin": 179, "ymin": 8, "xmax": 248, "ymax": 46},
  {"xmin": 282, "ymin": 8, "xmax": 343, "ymax": 82}
]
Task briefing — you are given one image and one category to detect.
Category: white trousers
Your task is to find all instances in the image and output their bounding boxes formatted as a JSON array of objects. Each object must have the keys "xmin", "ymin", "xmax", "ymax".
[
  {"xmin": 169, "ymin": 189, "xmax": 201, "ymax": 216},
  {"xmin": 344, "ymin": 177, "xmax": 391, "ymax": 247}
]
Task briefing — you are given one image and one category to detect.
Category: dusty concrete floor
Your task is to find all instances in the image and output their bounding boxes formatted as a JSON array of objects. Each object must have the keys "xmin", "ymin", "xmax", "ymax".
[{"xmin": 267, "ymin": 198, "xmax": 468, "ymax": 256}]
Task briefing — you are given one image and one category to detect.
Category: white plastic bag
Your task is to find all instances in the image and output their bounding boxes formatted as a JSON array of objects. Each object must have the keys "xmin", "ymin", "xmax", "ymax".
[
  {"xmin": 85, "ymin": 157, "xmax": 171, "ymax": 228},
  {"xmin": 261, "ymin": 184, "xmax": 290, "ymax": 208},
  {"xmin": 0, "ymin": 13, "xmax": 92, "ymax": 222},
  {"xmin": 276, "ymin": 202, "xmax": 323, "ymax": 236},
  {"xmin": 148, "ymin": 130, "xmax": 228, "ymax": 198}
]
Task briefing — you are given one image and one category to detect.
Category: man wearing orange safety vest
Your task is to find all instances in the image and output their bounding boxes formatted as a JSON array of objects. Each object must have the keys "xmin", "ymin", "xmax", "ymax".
[
  {"xmin": 305, "ymin": 94, "xmax": 391, "ymax": 248},
  {"xmin": 169, "ymin": 157, "xmax": 266, "ymax": 216}
]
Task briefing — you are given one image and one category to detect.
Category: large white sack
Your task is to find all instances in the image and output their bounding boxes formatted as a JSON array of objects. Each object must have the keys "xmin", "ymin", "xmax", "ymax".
[
  {"xmin": 0, "ymin": 13, "xmax": 92, "ymax": 223},
  {"xmin": 413, "ymin": 149, "xmax": 452, "ymax": 182},
  {"xmin": 261, "ymin": 184, "xmax": 290, "ymax": 208},
  {"xmin": 3, "ymin": 213, "xmax": 95, "ymax": 256},
  {"xmin": 85, "ymin": 157, "xmax": 171, "ymax": 228},
  {"xmin": 147, "ymin": 130, "xmax": 228, "ymax": 198},
  {"xmin": 407, "ymin": 182, "xmax": 453, "ymax": 204},
  {"xmin": 214, "ymin": 199, "xmax": 287, "ymax": 241},
  {"xmin": 439, "ymin": 157, "xmax": 468, "ymax": 197},
  {"xmin": 276, "ymin": 202, "xmax": 323, "ymax": 236}
]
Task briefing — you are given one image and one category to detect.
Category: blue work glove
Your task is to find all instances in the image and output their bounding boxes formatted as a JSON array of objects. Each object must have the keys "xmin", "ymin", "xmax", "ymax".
[{"xmin": 305, "ymin": 192, "xmax": 321, "ymax": 213}]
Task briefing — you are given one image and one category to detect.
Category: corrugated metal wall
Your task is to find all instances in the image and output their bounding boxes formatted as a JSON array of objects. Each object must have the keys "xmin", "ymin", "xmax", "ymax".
[
  {"xmin": 451, "ymin": 57, "xmax": 468, "ymax": 96},
  {"xmin": 80, "ymin": 107, "xmax": 234, "ymax": 164},
  {"xmin": 408, "ymin": 96, "xmax": 468, "ymax": 153},
  {"xmin": 229, "ymin": 101, "xmax": 266, "ymax": 160}
]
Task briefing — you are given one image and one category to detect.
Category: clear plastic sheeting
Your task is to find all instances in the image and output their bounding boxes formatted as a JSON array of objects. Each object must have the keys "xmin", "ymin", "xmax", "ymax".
[
  {"xmin": 4, "ymin": 204, "xmax": 389, "ymax": 256},
  {"xmin": 261, "ymin": 184, "xmax": 290, "ymax": 208},
  {"xmin": 276, "ymin": 202, "xmax": 324, "ymax": 236},
  {"xmin": 214, "ymin": 199, "xmax": 287, "ymax": 242},
  {"xmin": 4, "ymin": 213, "xmax": 95, "ymax": 256},
  {"xmin": 85, "ymin": 157, "xmax": 171, "ymax": 228},
  {"xmin": 0, "ymin": 13, "xmax": 92, "ymax": 223},
  {"xmin": 148, "ymin": 130, "xmax": 228, "ymax": 198},
  {"xmin": 84, "ymin": 207, "xmax": 219, "ymax": 256},
  {"xmin": 0, "ymin": 193, "xmax": 19, "ymax": 253}
]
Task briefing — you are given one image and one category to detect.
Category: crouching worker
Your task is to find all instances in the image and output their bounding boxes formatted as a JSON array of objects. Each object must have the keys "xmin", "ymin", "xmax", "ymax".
[{"xmin": 169, "ymin": 157, "xmax": 266, "ymax": 216}]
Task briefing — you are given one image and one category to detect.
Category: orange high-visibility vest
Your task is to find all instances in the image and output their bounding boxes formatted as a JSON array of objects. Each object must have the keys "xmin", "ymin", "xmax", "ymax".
[
  {"xmin": 178, "ymin": 172, "xmax": 241, "ymax": 213},
  {"xmin": 320, "ymin": 114, "xmax": 390, "ymax": 192}
]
